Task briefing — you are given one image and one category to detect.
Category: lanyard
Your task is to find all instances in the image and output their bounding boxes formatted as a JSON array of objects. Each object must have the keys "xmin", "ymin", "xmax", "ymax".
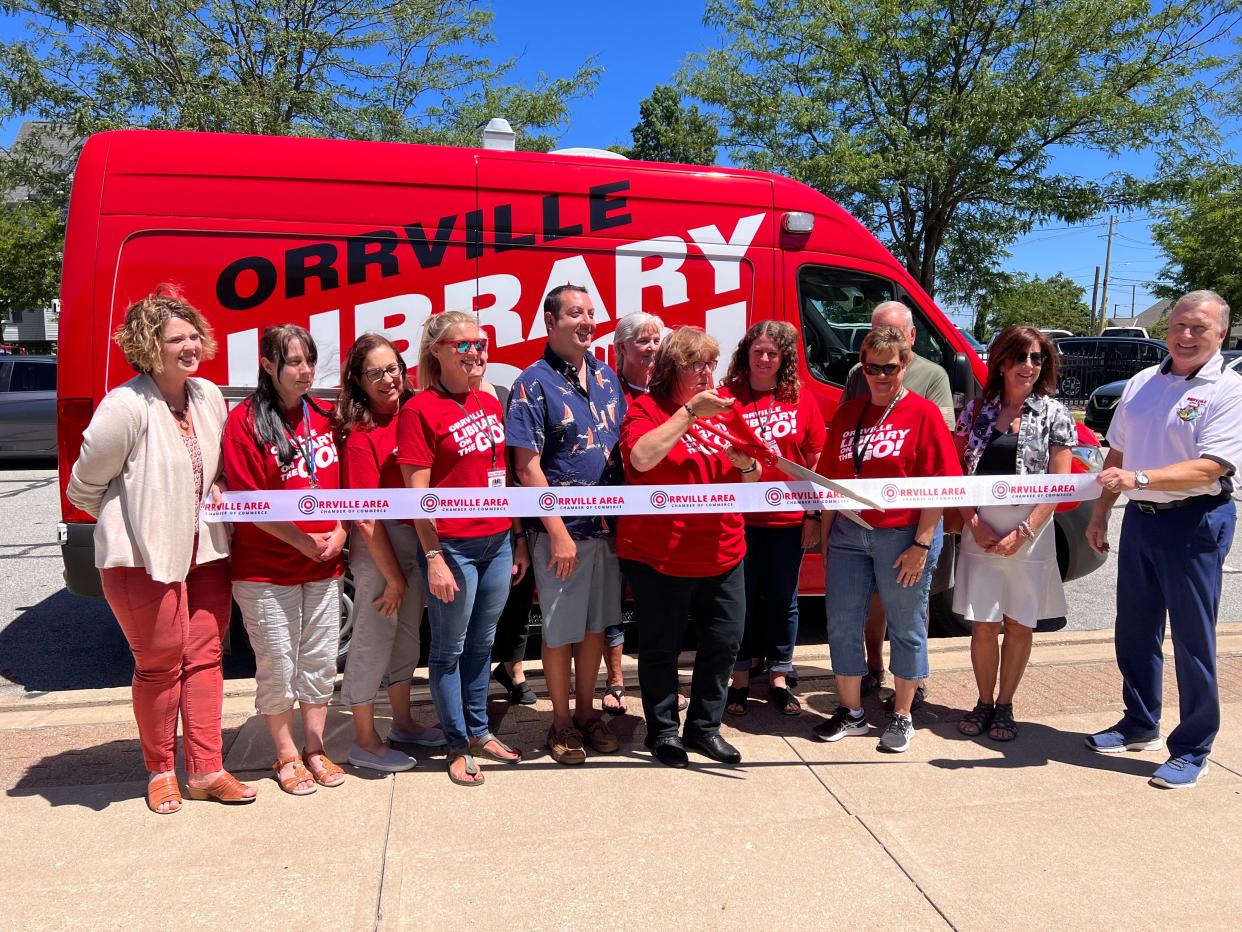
[
  {"xmin": 745, "ymin": 382, "xmax": 776, "ymax": 445},
  {"xmin": 851, "ymin": 389, "xmax": 905, "ymax": 478},
  {"xmin": 438, "ymin": 383, "xmax": 497, "ymax": 471},
  {"xmin": 280, "ymin": 397, "xmax": 318, "ymax": 488}
]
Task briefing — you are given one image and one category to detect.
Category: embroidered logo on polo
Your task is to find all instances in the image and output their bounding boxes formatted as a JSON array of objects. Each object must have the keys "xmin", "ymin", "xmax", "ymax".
[{"xmin": 1177, "ymin": 396, "xmax": 1207, "ymax": 422}]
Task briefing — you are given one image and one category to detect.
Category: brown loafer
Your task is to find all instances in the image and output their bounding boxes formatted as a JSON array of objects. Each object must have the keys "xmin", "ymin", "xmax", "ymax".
[
  {"xmin": 547, "ymin": 726, "xmax": 587, "ymax": 765},
  {"xmin": 576, "ymin": 716, "xmax": 620, "ymax": 754}
]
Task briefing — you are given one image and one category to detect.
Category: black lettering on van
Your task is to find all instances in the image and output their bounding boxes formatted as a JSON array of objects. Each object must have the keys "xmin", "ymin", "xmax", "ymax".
[
  {"xmin": 542, "ymin": 194, "xmax": 583, "ymax": 242},
  {"xmin": 217, "ymin": 256, "xmax": 278, "ymax": 311},
  {"xmin": 493, "ymin": 204, "xmax": 536, "ymax": 252},
  {"xmin": 404, "ymin": 215, "xmax": 456, "ymax": 269},
  {"xmin": 285, "ymin": 243, "xmax": 339, "ymax": 298},
  {"xmin": 464, "ymin": 209, "xmax": 484, "ymax": 259},
  {"xmin": 347, "ymin": 231, "xmax": 400, "ymax": 285},
  {"xmin": 589, "ymin": 181, "xmax": 631, "ymax": 232}
]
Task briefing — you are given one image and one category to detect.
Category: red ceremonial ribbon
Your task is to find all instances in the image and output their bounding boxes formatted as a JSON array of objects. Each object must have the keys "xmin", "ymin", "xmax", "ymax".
[{"xmin": 695, "ymin": 405, "xmax": 778, "ymax": 467}]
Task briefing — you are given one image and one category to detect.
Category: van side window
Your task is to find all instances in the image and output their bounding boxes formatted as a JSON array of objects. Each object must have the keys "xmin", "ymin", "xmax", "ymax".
[{"xmin": 9, "ymin": 362, "xmax": 55, "ymax": 392}]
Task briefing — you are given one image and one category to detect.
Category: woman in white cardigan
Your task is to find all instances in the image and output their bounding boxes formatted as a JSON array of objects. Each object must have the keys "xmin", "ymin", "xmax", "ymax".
[{"xmin": 68, "ymin": 287, "xmax": 256, "ymax": 814}]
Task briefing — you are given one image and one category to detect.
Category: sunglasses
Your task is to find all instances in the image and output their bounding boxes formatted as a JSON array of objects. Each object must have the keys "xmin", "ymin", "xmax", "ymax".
[
  {"xmin": 363, "ymin": 363, "xmax": 403, "ymax": 384},
  {"xmin": 862, "ymin": 363, "xmax": 901, "ymax": 377},
  {"xmin": 1012, "ymin": 352, "xmax": 1045, "ymax": 366},
  {"xmin": 437, "ymin": 338, "xmax": 489, "ymax": 354}
]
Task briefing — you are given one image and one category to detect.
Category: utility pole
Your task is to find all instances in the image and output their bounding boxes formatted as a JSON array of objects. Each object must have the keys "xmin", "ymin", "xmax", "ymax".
[
  {"xmin": 1090, "ymin": 266, "xmax": 1101, "ymax": 333},
  {"xmin": 1098, "ymin": 216, "xmax": 1115, "ymax": 334},
  {"xmin": 1131, "ymin": 285, "xmax": 1136, "ymax": 318}
]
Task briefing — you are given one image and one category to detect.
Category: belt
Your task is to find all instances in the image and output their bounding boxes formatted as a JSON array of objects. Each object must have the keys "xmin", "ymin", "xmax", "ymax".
[{"xmin": 1132, "ymin": 492, "xmax": 1232, "ymax": 515}]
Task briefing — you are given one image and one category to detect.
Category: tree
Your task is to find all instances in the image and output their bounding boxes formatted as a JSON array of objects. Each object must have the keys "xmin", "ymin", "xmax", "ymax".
[
  {"xmin": 686, "ymin": 0, "xmax": 1238, "ymax": 303},
  {"xmin": 1151, "ymin": 163, "xmax": 1242, "ymax": 332},
  {"xmin": 980, "ymin": 273, "xmax": 1091, "ymax": 338},
  {"xmin": 621, "ymin": 84, "xmax": 719, "ymax": 165},
  {"xmin": 0, "ymin": 198, "xmax": 62, "ymax": 321}
]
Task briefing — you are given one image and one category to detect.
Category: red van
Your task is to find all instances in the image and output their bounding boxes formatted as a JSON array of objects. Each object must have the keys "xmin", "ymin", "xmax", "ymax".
[{"xmin": 56, "ymin": 129, "xmax": 1103, "ymax": 618}]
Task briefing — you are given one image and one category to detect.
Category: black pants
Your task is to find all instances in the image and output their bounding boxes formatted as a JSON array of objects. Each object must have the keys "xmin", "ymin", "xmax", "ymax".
[
  {"xmin": 621, "ymin": 558, "xmax": 745, "ymax": 742},
  {"xmin": 491, "ymin": 565, "xmax": 535, "ymax": 664}
]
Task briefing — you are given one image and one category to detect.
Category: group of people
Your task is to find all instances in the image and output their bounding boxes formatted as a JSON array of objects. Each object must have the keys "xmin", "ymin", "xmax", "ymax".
[{"xmin": 68, "ymin": 282, "xmax": 1239, "ymax": 813}]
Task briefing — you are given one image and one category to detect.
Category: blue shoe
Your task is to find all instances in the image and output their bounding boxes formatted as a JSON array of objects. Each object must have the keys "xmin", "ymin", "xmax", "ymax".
[
  {"xmin": 1085, "ymin": 723, "xmax": 1163, "ymax": 754},
  {"xmin": 1150, "ymin": 756, "xmax": 1209, "ymax": 789}
]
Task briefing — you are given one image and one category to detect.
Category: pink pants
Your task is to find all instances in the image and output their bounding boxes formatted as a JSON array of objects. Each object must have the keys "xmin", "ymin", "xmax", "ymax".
[{"xmin": 100, "ymin": 560, "xmax": 232, "ymax": 773}]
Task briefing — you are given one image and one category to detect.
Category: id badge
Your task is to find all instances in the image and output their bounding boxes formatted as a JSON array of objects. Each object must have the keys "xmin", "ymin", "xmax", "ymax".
[{"xmin": 487, "ymin": 469, "xmax": 506, "ymax": 488}]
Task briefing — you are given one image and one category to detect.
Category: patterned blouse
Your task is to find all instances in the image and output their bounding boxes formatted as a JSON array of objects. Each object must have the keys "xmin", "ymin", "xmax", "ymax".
[
  {"xmin": 955, "ymin": 392, "xmax": 1077, "ymax": 477},
  {"xmin": 182, "ymin": 435, "xmax": 204, "ymax": 535}
]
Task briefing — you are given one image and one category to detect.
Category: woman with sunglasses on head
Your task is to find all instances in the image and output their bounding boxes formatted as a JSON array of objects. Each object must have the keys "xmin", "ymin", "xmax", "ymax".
[
  {"xmin": 398, "ymin": 312, "xmax": 530, "ymax": 787},
  {"xmin": 618, "ymin": 326, "xmax": 766, "ymax": 768},
  {"xmin": 813, "ymin": 326, "xmax": 959, "ymax": 753},
  {"xmin": 336, "ymin": 334, "xmax": 446, "ymax": 773},
  {"xmin": 223, "ymin": 324, "xmax": 348, "ymax": 796},
  {"xmin": 953, "ymin": 326, "xmax": 1075, "ymax": 742},
  {"xmin": 721, "ymin": 320, "xmax": 826, "ymax": 717}
]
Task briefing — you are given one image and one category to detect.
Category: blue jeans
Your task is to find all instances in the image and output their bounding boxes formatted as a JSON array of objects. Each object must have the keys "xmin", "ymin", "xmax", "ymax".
[
  {"xmin": 419, "ymin": 532, "xmax": 513, "ymax": 749},
  {"xmin": 736, "ymin": 524, "xmax": 805, "ymax": 673},
  {"xmin": 1115, "ymin": 497, "xmax": 1235, "ymax": 764},
  {"xmin": 826, "ymin": 520, "xmax": 933, "ymax": 681}
]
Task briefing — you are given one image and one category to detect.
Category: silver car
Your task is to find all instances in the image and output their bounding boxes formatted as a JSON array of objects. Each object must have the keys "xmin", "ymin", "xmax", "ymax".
[{"xmin": 0, "ymin": 355, "xmax": 56, "ymax": 459}]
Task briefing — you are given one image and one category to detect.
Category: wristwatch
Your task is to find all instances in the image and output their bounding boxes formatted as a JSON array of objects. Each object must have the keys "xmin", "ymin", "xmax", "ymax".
[{"xmin": 1134, "ymin": 470, "xmax": 1150, "ymax": 491}]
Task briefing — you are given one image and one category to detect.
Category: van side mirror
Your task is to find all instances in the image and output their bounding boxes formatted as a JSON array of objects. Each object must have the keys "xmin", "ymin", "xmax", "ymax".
[{"xmin": 948, "ymin": 351, "xmax": 976, "ymax": 410}]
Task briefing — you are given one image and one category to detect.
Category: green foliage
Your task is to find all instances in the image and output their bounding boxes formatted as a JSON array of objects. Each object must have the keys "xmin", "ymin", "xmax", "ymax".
[
  {"xmin": 1151, "ymin": 163, "xmax": 1242, "ymax": 331},
  {"xmin": 980, "ymin": 273, "xmax": 1091, "ymax": 338},
  {"xmin": 621, "ymin": 84, "xmax": 719, "ymax": 165},
  {"xmin": 686, "ymin": 0, "xmax": 1237, "ymax": 301},
  {"xmin": 0, "ymin": 197, "xmax": 62, "ymax": 319}
]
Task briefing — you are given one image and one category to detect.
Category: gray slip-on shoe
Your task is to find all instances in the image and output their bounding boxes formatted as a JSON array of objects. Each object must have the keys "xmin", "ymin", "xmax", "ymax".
[
  {"xmin": 348, "ymin": 743, "xmax": 416, "ymax": 773},
  {"xmin": 388, "ymin": 725, "xmax": 448, "ymax": 748}
]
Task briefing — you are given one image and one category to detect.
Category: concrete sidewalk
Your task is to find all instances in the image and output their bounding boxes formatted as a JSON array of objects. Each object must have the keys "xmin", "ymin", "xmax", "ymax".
[{"xmin": 3, "ymin": 627, "xmax": 1242, "ymax": 931}]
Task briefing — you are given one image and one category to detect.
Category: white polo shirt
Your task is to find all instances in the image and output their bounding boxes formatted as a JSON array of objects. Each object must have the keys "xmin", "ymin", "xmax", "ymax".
[{"xmin": 1106, "ymin": 353, "xmax": 1242, "ymax": 503}]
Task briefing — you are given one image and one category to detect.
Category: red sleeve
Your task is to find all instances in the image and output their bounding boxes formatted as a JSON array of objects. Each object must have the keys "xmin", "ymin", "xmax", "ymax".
[
  {"xmin": 619, "ymin": 396, "xmax": 657, "ymax": 477},
  {"xmin": 801, "ymin": 394, "xmax": 828, "ymax": 465},
  {"xmin": 343, "ymin": 430, "xmax": 381, "ymax": 490},
  {"xmin": 222, "ymin": 404, "xmax": 268, "ymax": 493},
  {"xmin": 818, "ymin": 404, "xmax": 852, "ymax": 481},
  {"xmin": 916, "ymin": 402, "xmax": 962, "ymax": 478},
  {"xmin": 396, "ymin": 396, "xmax": 434, "ymax": 468}
]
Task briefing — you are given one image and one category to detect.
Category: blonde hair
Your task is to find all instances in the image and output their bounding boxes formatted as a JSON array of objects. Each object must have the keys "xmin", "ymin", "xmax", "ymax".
[
  {"xmin": 112, "ymin": 286, "xmax": 216, "ymax": 374},
  {"xmin": 417, "ymin": 311, "xmax": 477, "ymax": 389},
  {"xmin": 648, "ymin": 326, "xmax": 720, "ymax": 402}
]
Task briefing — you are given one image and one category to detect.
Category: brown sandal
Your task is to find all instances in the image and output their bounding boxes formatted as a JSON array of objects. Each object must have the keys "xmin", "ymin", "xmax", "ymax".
[
  {"xmin": 303, "ymin": 749, "xmax": 346, "ymax": 787},
  {"xmin": 273, "ymin": 755, "xmax": 317, "ymax": 796},
  {"xmin": 146, "ymin": 772, "xmax": 182, "ymax": 814},
  {"xmin": 186, "ymin": 771, "xmax": 257, "ymax": 804}
]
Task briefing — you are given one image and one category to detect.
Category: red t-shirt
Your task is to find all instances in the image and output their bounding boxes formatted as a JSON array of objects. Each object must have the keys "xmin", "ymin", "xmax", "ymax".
[
  {"xmin": 222, "ymin": 397, "xmax": 344, "ymax": 584},
  {"xmin": 720, "ymin": 383, "xmax": 828, "ymax": 527},
  {"xmin": 616, "ymin": 393, "xmax": 747, "ymax": 577},
  {"xmin": 342, "ymin": 411, "xmax": 403, "ymax": 491},
  {"xmin": 819, "ymin": 391, "xmax": 960, "ymax": 529},
  {"xmin": 396, "ymin": 387, "xmax": 511, "ymax": 539}
]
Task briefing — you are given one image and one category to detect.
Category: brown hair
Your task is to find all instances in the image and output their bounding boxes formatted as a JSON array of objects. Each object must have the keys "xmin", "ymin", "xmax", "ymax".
[
  {"xmin": 860, "ymin": 326, "xmax": 912, "ymax": 365},
  {"xmin": 112, "ymin": 285, "xmax": 216, "ymax": 374},
  {"xmin": 335, "ymin": 333, "xmax": 413, "ymax": 444},
  {"xmin": 416, "ymin": 311, "xmax": 477, "ymax": 389},
  {"xmin": 648, "ymin": 326, "xmax": 720, "ymax": 402},
  {"xmin": 248, "ymin": 324, "xmax": 332, "ymax": 468},
  {"xmin": 984, "ymin": 326, "xmax": 1059, "ymax": 400},
  {"xmin": 725, "ymin": 319, "xmax": 801, "ymax": 403}
]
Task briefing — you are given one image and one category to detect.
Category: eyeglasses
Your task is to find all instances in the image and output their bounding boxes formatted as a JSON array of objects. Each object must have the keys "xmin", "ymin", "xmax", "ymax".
[
  {"xmin": 1012, "ymin": 352, "xmax": 1045, "ymax": 366},
  {"xmin": 437, "ymin": 338, "xmax": 489, "ymax": 354},
  {"xmin": 681, "ymin": 359, "xmax": 718, "ymax": 374},
  {"xmin": 363, "ymin": 364, "xmax": 403, "ymax": 384},
  {"xmin": 862, "ymin": 363, "xmax": 901, "ymax": 377}
]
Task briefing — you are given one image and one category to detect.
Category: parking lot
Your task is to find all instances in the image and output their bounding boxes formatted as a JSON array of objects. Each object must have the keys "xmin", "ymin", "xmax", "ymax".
[{"xmin": 3, "ymin": 462, "xmax": 1241, "ymax": 698}]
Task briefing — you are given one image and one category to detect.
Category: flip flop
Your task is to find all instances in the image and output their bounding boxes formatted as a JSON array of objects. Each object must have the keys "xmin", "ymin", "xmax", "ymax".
[
  {"xmin": 602, "ymin": 683, "xmax": 628, "ymax": 715},
  {"xmin": 447, "ymin": 749, "xmax": 484, "ymax": 787}
]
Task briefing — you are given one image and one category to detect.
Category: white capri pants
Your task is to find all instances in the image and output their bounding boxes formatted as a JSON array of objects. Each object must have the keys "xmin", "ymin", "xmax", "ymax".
[
  {"xmin": 233, "ymin": 577, "xmax": 341, "ymax": 715},
  {"xmin": 339, "ymin": 522, "xmax": 426, "ymax": 707}
]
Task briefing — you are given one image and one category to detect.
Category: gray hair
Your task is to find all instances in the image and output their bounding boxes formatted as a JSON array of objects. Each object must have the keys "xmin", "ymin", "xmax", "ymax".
[
  {"xmin": 871, "ymin": 300, "xmax": 914, "ymax": 330},
  {"xmin": 614, "ymin": 311, "xmax": 665, "ymax": 347},
  {"xmin": 1174, "ymin": 289, "xmax": 1231, "ymax": 334}
]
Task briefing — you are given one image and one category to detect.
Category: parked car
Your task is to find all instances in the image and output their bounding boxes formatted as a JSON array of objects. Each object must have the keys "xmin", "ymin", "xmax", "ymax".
[
  {"xmin": 1100, "ymin": 326, "xmax": 1149, "ymax": 338},
  {"xmin": 1085, "ymin": 349, "xmax": 1240, "ymax": 435},
  {"xmin": 1039, "ymin": 328, "xmax": 1074, "ymax": 339},
  {"xmin": 1054, "ymin": 336, "xmax": 1168, "ymax": 405},
  {"xmin": 0, "ymin": 355, "xmax": 56, "ymax": 459},
  {"xmin": 957, "ymin": 326, "xmax": 987, "ymax": 363}
]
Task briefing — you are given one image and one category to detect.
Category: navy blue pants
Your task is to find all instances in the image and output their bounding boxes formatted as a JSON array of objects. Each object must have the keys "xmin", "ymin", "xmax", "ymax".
[
  {"xmin": 1115, "ymin": 496, "xmax": 1236, "ymax": 764},
  {"xmin": 735, "ymin": 524, "xmax": 805, "ymax": 674}
]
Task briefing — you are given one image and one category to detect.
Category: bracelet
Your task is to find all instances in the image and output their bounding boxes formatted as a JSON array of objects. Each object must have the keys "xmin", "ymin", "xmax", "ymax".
[
  {"xmin": 804, "ymin": 512, "xmax": 822, "ymax": 522},
  {"xmin": 683, "ymin": 402, "xmax": 698, "ymax": 420},
  {"xmin": 424, "ymin": 549, "xmax": 443, "ymax": 561},
  {"xmin": 1018, "ymin": 520, "xmax": 1035, "ymax": 541},
  {"xmin": 911, "ymin": 540, "xmax": 931, "ymax": 550},
  {"xmin": 739, "ymin": 460, "xmax": 759, "ymax": 474}
]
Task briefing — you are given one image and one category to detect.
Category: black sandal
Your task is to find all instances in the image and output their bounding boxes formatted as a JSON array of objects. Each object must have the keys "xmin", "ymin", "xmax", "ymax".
[
  {"xmin": 958, "ymin": 701, "xmax": 994, "ymax": 737},
  {"xmin": 988, "ymin": 703, "xmax": 1018, "ymax": 742},
  {"xmin": 492, "ymin": 664, "xmax": 536, "ymax": 705},
  {"xmin": 769, "ymin": 685, "xmax": 802, "ymax": 716},
  {"xmin": 726, "ymin": 685, "xmax": 749, "ymax": 716},
  {"xmin": 602, "ymin": 683, "xmax": 628, "ymax": 715}
]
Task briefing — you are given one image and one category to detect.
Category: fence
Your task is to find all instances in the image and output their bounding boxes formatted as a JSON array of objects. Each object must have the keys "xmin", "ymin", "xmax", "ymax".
[{"xmin": 1055, "ymin": 354, "xmax": 1150, "ymax": 405}]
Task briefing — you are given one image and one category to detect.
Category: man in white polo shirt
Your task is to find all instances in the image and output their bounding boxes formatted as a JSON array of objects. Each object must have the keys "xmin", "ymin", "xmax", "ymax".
[{"xmin": 1085, "ymin": 289, "xmax": 1242, "ymax": 789}]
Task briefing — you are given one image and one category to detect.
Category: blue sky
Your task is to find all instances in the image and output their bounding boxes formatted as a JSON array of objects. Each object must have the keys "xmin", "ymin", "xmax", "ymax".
[{"xmin": 5, "ymin": 0, "xmax": 1234, "ymax": 327}]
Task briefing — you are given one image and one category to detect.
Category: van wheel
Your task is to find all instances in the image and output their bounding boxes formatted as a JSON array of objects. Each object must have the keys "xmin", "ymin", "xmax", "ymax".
[{"xmin": 337, "ymin": 573, "xmax": 355, "ymax": 672}]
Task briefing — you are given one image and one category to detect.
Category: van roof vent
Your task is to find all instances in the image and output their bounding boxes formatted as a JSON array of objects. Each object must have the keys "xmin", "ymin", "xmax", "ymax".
[
  {"xmin": 548, "ymin": 147, "xmax": 629, "ymax": 160},
  {"xmin": 482, "ymin": 118, "xmax": 516, "ymax": 151}
]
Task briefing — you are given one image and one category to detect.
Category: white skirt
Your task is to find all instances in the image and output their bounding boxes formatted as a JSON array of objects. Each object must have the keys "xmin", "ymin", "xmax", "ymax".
[{"xmin": 952, "ymin": 503, "xmax": 1066, "ymax": 628}]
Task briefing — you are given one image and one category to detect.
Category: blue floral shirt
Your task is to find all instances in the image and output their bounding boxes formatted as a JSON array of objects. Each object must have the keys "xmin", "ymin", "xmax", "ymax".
[{"xmin": 955, "ymin": 393, "xmax": 1077, "ymax": 477}]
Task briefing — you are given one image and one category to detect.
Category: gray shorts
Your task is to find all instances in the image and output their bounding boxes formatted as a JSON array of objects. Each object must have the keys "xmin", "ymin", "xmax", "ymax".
[{"xmin": 530, "ymin": 534, "xmax": 622, "ymax": 649}]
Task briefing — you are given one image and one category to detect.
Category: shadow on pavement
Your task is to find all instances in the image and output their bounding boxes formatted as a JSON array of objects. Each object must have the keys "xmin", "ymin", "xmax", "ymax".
[
  {"xmin": 926, "ymin": 719, "xmax": 1160, "ymax": 778},
  {"xmin": 0, "ymin": 589, "xmax": 256, "ymax": 693}
]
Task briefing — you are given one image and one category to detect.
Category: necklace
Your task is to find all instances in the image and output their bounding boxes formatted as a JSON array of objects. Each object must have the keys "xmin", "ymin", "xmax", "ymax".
[
  {"xmin": 167, "ymin": 385, "xmax": 192, "ymax": 435},
  {"xmin": 745, "ymin": 380, "xmax": 777, "ymax": 443}
]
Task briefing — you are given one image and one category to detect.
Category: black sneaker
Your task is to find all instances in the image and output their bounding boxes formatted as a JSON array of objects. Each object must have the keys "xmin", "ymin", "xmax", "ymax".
[
  {"xmin": 860, "ymin": 669, "xmax": 885, "ymax": 696},
  {"xmin": 878, "ymin": 713, "xmax": 914, "ymax": 753},
  {"xmin": 883, "ymin": 683, "xmax": 926, "ymax": 712},
  {"xmin": 811, "ymin": 706, "xmax": 870, "ymax": 743}
]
